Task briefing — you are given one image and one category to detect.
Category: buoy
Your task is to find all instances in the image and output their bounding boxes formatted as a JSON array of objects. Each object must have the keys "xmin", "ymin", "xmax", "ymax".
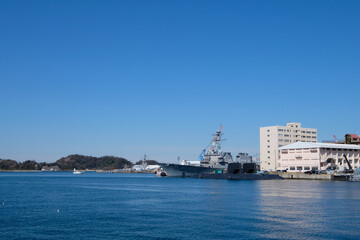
[
  {"xmin": 57, "ymin": 209, "xmax": 60, "ymax": 213},
  {"xmin": 2, "ymin": 202, "xmax": 4, "ymax": 205}
]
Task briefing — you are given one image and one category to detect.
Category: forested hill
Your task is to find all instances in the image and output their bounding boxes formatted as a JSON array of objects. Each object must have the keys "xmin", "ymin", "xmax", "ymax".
[
  {"xmin": 0, "ymin": 155, "xmax": 133, "ymax": 171},
  {"xmin": 55, "ymin": 155, "xmax": 133, "ymax": 170},
  {"xmin": 0, "ymin": 159, "xmax": 47, "ymax": 170},
  {"xmin": 135, "ymin": 160, "xmax": 159, "ymax": 165}
]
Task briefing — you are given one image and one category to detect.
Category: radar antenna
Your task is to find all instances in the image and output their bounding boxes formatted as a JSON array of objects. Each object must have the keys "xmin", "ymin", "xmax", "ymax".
[{"xmin": 198, "ymin": 125, "xmax": 224, "ymax": 160}]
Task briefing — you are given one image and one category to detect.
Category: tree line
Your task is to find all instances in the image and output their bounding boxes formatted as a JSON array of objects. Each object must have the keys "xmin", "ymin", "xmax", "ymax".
[{"xmin": 0, "ymin": 154, "xmax": 135, "ymax": 171}]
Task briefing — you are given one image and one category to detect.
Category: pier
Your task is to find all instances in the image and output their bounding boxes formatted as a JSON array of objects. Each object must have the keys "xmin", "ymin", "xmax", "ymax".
[
  {"xmin": 279, "ymin": 173, "xmax": 333, "ymax": 180},
  {"xmin": 276, "ymin": 172, "xmax": 356, "ymax": 181}
]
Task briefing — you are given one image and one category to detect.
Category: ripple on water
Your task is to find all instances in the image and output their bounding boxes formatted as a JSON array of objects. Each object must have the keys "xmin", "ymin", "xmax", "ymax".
[{"xmin": 1, "ymin": 173, "xmax": 360, "ymax": 239}]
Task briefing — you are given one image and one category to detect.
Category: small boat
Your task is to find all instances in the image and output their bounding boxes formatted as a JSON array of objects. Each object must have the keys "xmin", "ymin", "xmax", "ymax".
[
  {"xmin": 349, "ymin": 168, "xmax": 360, "ymax": 182},
  {"xmin": 73, "ymin": 168, "xmax": 83, "ymax": 174},
  {"xmin": 155, "ymin": 170, "xmax": 167, "ymax": 177}
]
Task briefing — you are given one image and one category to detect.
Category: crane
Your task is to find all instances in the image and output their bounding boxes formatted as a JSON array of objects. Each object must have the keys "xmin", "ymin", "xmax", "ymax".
[
  {"xmin": 342, "ymin": 154, "xmax": 353, "ymax": 173},
  {"xmin": 333, "ymin": 135, "xmax": 338, "ymax": 142}
]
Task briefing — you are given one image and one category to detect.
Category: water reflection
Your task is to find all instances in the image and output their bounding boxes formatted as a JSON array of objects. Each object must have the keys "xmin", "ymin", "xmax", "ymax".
[
  {"xmin": 2, "ymin": 173, "xmax": 360, "ymax": 240},
  {"xmin": 255, "ymin": 180, "xmax": 360, "ymax": 240}
]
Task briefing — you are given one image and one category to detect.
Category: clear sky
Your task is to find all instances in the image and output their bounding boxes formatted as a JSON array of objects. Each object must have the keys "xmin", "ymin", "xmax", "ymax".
[{"xmin": 1, "ymin": 0, "xmax": 359, "ymax": 163}]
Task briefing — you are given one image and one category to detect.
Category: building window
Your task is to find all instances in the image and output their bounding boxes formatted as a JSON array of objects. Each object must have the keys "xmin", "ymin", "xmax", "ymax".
[
  {"xmin": 304, "ymin": 167, "xmax": 310, "ymax": 170},
  {"xmin": 267, "ymin": 140, "xmax": 270, "ymax": 142},
  {"xmin": 297, "ymin": 166, "xmax": 303, "ymax": 170},
  {"xmin": 267, "ymin": 156, "xmax": 270, "ymax": 159},
  {"xmin": 290, "ymin": 166, "xmax": 295, "ymax": 170},
  {"xmin": 267, "ymin": 145, "xmax": 270, "ymax": 148},
  {"xmin": 267, "ymin": 130, "xmax": 270, "ymax": 132},
  {"xmin": 267, "ymin": 135, "xmax": 270, "ymax": 137},
  {"xmin": 267, "ymin": 151, "xmax": 270, "ymax": 153}
]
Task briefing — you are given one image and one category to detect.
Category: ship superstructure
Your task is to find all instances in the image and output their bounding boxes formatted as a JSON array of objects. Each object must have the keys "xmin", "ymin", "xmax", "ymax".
[{"xmin": 199, "ymin": 125, "xmax": 234, "ymax": 168}]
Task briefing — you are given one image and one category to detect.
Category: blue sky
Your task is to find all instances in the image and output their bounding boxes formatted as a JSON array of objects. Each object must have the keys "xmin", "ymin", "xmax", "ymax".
[{"xmin": 1, "ymin": 0, "xmax": 359, "ymax": 163}]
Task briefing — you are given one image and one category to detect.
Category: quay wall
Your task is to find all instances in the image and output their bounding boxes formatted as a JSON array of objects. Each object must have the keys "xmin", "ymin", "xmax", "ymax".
[{"xmin": 279, "ymin": 173, "xmax": 333, "ymax": 180}]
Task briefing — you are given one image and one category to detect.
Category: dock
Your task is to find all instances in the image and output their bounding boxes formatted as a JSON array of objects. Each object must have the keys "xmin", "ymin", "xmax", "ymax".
[{"xmin": 279, "ymin": 173, "xmax": 333, "ymax": 180}]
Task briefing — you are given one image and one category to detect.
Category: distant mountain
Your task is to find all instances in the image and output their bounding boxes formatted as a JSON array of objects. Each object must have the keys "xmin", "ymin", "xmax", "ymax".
[
  {"xmin": 0, "ymin": 155, "xmax": 133, "ymax": 171},
  {"xmin": 135, "ymin": 160, "xmax": 159, "ymax": 165}
]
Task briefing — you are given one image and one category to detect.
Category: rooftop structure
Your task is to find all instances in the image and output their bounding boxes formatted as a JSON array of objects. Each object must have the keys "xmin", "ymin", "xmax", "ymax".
[{"xmin": 345, "ymin": 134, "xmax": 360, "ymax": 145}]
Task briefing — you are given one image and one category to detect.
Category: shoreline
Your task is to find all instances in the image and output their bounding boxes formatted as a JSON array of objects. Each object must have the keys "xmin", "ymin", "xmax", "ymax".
[{"xmin": 0, "ymin": 170, "xmax": 155, "ymax": 174}]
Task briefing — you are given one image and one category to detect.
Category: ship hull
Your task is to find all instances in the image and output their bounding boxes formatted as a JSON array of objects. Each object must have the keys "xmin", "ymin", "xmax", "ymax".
[{"xmin": 158, "ymin": 163, "xmax": 222, "ymax": 177}]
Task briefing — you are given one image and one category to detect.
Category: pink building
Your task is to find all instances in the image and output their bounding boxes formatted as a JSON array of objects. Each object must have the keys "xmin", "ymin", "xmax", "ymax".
[{"xmin": 279, "ymin": 142, "xmax": 360, "ymax": 172}]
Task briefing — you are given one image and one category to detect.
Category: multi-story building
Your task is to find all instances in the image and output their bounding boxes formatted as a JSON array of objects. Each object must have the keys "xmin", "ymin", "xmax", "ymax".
[
  {"xmin": 260, "ymin": 122, "xmax": 317, "ymax": 171},
  {"xmin": 279, "ymin": 142, "xmax": 360, "ymax": 172}
]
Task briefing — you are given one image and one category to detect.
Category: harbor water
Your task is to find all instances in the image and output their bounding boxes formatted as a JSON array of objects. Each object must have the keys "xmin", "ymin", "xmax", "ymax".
[{"xmin": 1, "ymin": 172, "xmax": 360, "ymax": 239}]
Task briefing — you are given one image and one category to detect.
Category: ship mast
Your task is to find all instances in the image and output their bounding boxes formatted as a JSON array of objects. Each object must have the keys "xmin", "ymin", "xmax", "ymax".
[
  {"xmin": 198, "ymin": 125, "xmax": 225, "ymax": 160},
  {"xmin": 208, "ymin": 125, "xmax": 224, "ymax": 155},
  {"xmin": 210, "ymin": 125, "xmax": 223, "ymax": 154}
]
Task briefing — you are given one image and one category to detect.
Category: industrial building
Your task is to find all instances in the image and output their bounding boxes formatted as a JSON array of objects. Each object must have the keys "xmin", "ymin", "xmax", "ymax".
[
  {"xmin": 279, "ymin": 142, "xmax": 360, "ymax": 172},
  {"xmin": 260, "ymin": 122, "xmax": 317, "ymax": 171}
]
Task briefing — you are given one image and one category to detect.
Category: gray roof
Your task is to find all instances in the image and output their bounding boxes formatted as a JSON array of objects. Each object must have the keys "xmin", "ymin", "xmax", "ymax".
[{"xmin": 279, "ymin": 142, "xmax": 360, "ymax": 150}]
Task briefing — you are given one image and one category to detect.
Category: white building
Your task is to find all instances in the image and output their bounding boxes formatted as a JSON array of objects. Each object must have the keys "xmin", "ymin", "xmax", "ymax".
[
  {"xmin": 132, "ymin": 165, "xmax": 144, "ymax": 171},
  {"xmin": 145, "ymin": 165, "xmax": 160, "ymax": 171},
  {"xmin": 279, "ymin": 142, "xmax": 360, "ymax": 172},
  {"xmin": 260, "ymin": 122, "xmax": 317, "ymax": 171}
]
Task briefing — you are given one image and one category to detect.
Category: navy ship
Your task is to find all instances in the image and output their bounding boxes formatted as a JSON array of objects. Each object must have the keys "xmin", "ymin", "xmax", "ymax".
[
  {"xmin": 159, "ymin": 126, "xmax": 235, "ymax": 177},
  {"xmin": 159, "ymin": 126, "xmax": 282, "ymax": 180}
]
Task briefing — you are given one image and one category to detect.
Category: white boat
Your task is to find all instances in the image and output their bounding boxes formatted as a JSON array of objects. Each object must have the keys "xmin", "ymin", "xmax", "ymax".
[
  {"xmin": 350, "ymin": 168, "xmax": 360, "ymax": 182},
  {"xmin": 350, "ymin": 174, "xmax": 360, "ymax": 182},
  {"xmin": 155, "ymin": 170, "xmax": 167, "ymax": 177},
  {"xmin": 73, "ymin": 168, "xmax": 83, "ymax": 174}
]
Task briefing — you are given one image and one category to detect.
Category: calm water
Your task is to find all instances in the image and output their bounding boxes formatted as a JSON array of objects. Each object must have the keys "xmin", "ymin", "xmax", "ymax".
[{"xmin": 1, "ymin": 172, "xmax": 360, "ymax": 240}]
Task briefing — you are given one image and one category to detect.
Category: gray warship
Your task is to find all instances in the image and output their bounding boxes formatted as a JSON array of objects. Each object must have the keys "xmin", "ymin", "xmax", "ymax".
[
  {"xmin": 159, "ymin": 126, "xmax": 230, "ymax": 177},
  {"xmin": 159, "ymin": 127, "xmax": 242, "ymax": 177},
  {"xmin": 159, "ymin": 126, "xmax": 282, "ymax": 180}
]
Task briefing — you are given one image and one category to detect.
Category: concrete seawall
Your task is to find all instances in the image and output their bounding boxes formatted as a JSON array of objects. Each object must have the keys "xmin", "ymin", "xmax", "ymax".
[{"xmin": 279, "ymin": 173, "xmax": 333, "ymax": 180}]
